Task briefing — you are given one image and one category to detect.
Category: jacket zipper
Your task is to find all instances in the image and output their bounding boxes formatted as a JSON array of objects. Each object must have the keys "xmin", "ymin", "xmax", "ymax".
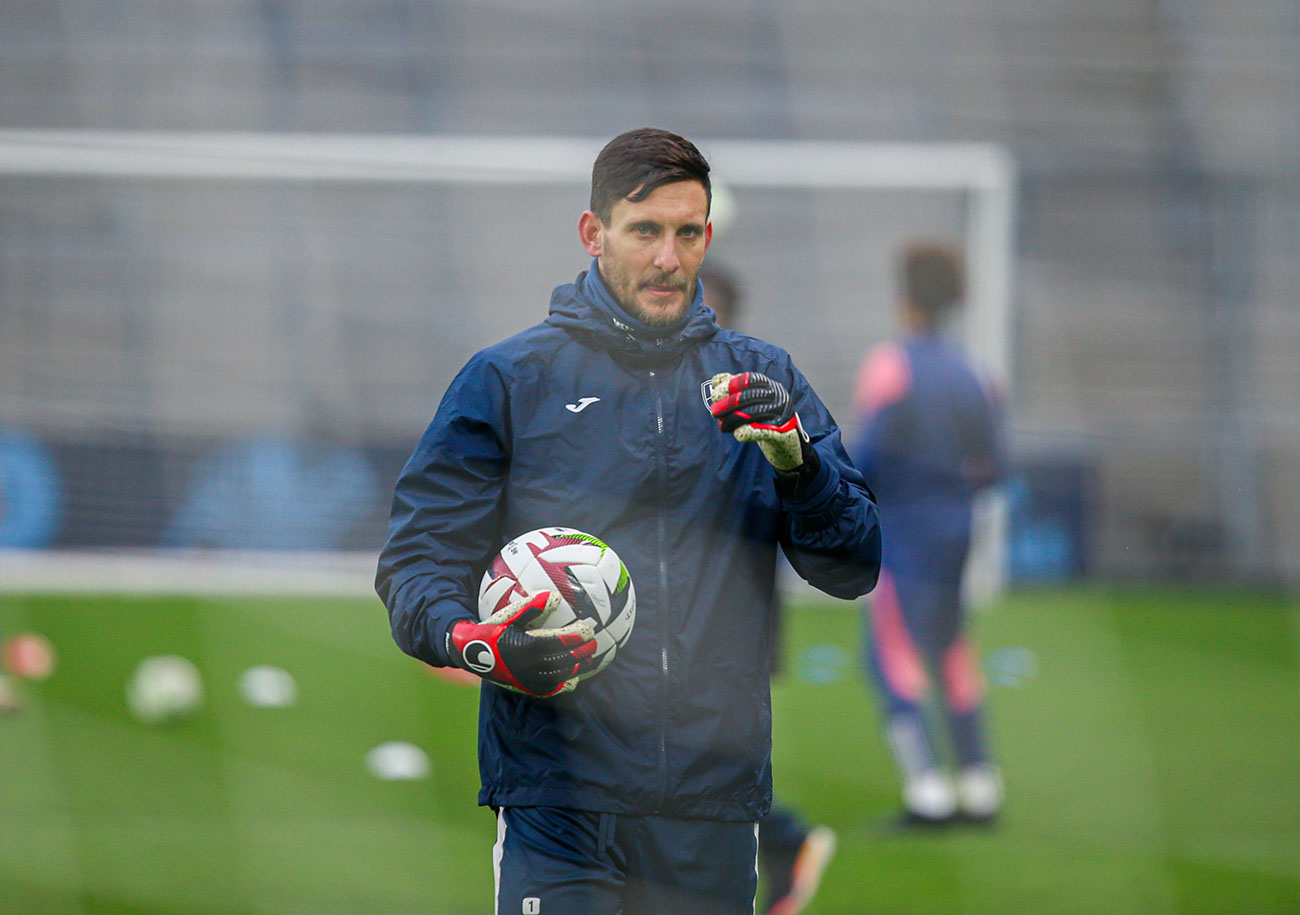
[{"xmin": 650, "ymin": 368, "xmax": 670, "ymax": 812}]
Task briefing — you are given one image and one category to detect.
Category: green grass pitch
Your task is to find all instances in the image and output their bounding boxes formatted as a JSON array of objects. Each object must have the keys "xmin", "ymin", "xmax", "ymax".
[{"xmin": 2, "ymin": 586, "xmax": 1299, "ymax": 913}]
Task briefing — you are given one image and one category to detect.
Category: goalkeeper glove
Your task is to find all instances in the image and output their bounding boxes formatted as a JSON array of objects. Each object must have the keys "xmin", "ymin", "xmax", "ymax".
[
  {"xmin": 704, "ymin": 371, "xmax": 821, "ymax": 496},
  {"xmin": 447, "ymin": 591, "xmax": 598, "ymax": 697}
]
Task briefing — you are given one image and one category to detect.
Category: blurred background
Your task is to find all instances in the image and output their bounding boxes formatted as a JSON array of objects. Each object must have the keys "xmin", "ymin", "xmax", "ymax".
[
  {"xmin": 0, "ymin": 0, "xmax": 1295, "ymax": 583},
  {"xmin": 0, "ymin": 2, "xmax": 1297, "ymax": 913}
]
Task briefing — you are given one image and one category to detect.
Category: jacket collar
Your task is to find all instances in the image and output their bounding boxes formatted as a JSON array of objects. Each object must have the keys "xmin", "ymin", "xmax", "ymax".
[{"xmin": 546, "ymin": 259, "xmax": 717, "ymax": 366}]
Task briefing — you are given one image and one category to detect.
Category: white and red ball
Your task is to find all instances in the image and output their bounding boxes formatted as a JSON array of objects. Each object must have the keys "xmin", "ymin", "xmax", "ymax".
[{"xmin": 478, "ymin": 527, "xmax": 636, "ymax": 682}]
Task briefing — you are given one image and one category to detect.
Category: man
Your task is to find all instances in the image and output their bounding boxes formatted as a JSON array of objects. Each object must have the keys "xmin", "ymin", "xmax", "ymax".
[
  {"xmin": 699, "ymin": 263, "xmax": 837, "ymax": 915},
  {"xmin": 377, "ymin": 128, "xmax": 881, "ymax": 914},
  {"xmin": 851, "ymin": 241, "xmax": 1004, "ymax": 828}
]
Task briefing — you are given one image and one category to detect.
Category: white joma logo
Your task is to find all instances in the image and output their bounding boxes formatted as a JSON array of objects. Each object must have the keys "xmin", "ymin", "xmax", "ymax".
[{"xmin": 565, "ymin": 397, "xmax": 601, "ymax": 413}]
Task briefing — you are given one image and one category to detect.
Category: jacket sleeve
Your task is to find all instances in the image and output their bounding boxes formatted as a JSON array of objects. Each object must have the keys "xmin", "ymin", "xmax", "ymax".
[
  {"xmin": 778, "ymin": 361, "xmax": 883, "ymax": 600},
  {"xmin": 375, "ymin": 353, "xmax": 510, "ymax": 666}
]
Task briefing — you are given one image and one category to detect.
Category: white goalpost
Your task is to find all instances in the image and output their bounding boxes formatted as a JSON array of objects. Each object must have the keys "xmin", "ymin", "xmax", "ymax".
[{"xmin": 0, "ymin": 130, "xmax": 1016, "ymax": 599}]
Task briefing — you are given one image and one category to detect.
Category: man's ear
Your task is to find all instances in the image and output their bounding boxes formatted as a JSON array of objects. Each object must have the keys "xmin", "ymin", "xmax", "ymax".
[{"xmin": 578, "ymin": 210, "xmax": 603, "ymax": 257}]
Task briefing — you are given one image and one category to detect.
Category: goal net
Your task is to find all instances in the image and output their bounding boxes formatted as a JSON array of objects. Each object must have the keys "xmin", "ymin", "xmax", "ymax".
[{"xmin": 0, "ymin": 131, "xmax": 1015, "ymax": 599}]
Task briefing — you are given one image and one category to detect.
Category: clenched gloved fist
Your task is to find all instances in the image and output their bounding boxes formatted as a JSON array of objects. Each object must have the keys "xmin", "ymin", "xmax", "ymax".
[
  {"xmin": 447, "ymin": 591, "xmax": 597, "ymax": 697},
  {"xmin": 704, "ymin": 371, "xmax": 822, "ymax": 496}
]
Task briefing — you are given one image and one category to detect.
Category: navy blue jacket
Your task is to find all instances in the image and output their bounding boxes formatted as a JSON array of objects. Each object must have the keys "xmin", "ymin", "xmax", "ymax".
[{"xmin": 376, "ymin": 262, "xmax": 881, "ymax": 821}]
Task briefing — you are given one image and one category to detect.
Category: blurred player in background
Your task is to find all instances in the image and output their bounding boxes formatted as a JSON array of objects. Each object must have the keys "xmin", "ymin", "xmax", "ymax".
[
  {"xmin": 700, "ymin": 262, "xmax": 837, "ymax": 915},
  {"xmin": 851, "ymin": 241, "xmax": 1005, "ymax": 828},
  {"xmin": 377, "ymin": 129, "xmax": 881, "ymax": 914}
]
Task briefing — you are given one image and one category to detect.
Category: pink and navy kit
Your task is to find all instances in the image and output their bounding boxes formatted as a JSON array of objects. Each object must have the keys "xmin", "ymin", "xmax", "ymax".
[{"xmin": 852, "ymin": 333, "xmax": 1003, "ymax": 769}]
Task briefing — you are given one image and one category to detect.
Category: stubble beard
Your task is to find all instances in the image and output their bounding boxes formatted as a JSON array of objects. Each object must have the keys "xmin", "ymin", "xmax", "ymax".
[{"xmin": 603, "ymin": 263, "xmax": 696, "ymax": 328}]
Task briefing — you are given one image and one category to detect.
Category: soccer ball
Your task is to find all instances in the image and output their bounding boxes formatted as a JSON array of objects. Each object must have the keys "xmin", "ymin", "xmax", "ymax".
[
  {"xmin": 126, "ymin": 655, "xmax": 204, "ymax": 724},
  {"xmin": 478, "ymin": 527, "xmax": 636, "ymax": 682}
]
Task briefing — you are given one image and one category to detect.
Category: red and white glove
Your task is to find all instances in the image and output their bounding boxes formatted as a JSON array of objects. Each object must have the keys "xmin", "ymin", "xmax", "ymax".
[
  {"xmin": 704, "ymin": 371, "xmax": 823, "ymax": 499},
  {"xmin": 447, "ymin": 591, "xmax": 598, "ymax": 697},
  {"xmin": 704, "ymin": 371, "xmax": 813, "ymax": 471}
]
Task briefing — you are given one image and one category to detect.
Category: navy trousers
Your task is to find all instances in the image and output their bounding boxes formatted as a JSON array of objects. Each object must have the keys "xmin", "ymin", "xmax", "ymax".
[{"xmin": 494, "ymin": 806, "xmax": 759, "ymax": 915}]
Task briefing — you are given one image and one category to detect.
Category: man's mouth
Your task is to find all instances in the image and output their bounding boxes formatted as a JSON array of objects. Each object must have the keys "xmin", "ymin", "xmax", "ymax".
[{"xmin": 641, "ymin": 281, "xmax": 685, "ymax": 300}]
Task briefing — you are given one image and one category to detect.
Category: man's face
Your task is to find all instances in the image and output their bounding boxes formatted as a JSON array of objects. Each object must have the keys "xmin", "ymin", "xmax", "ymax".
[{"xmin": 579, "ymin": 181, "xmax": 712, "ymax": 327}]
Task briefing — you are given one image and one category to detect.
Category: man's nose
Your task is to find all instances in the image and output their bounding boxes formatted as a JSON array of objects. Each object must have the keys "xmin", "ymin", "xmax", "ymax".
[{"xmin": 653, "ymin": 235, "xmax": 680, "ymax": 272}]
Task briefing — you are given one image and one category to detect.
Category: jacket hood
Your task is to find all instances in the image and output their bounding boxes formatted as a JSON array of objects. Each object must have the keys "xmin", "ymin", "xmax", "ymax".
[{"xmin": 546, "ymin": 259, "xmax": 718, "ymax": 366}]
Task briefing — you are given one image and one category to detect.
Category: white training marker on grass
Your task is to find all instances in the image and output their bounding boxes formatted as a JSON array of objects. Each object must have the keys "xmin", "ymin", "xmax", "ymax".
[
  {"xmin": 126, "ymin": 655, "xmax": 204, "ymax": 724},
  {"xmin": 366, "ymin": 742, "xmax": 431, "ymax": 781},
  {"xmin": 239, "ymin": 665, "xmax": 298, "ymax": 708}
]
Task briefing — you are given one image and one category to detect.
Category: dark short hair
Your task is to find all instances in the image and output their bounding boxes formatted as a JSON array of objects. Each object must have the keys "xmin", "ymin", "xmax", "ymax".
[
  {"xmin": 590, "ymin": 128, "xmax": 711, "ymax": 223},
  {"xmin": 901, "ymin": 241, "xmax": 965, "ymax": 317}
]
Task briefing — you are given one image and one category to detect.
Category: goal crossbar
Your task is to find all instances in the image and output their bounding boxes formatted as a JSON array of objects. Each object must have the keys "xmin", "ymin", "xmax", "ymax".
[{"xmin": 0, "ymin": 129, "xmax": 1013, "ymax": 190}]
